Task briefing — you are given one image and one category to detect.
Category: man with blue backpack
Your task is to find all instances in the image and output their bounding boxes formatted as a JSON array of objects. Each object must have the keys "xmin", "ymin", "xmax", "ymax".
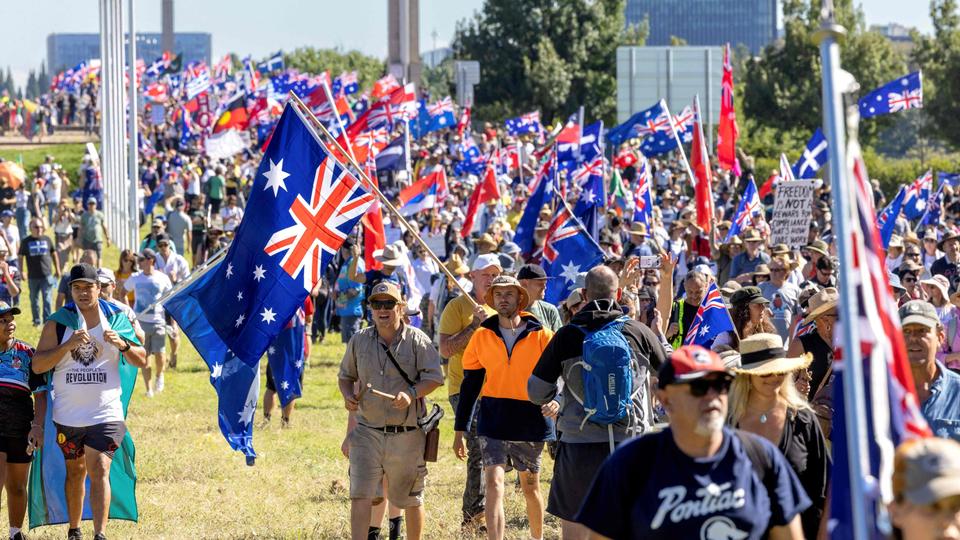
[{"xmin": 528, "ymin": 265, "xmax": 667, "ymax": 540}]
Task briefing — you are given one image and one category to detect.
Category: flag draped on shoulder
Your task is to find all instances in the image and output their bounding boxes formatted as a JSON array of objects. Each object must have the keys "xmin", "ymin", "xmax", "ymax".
[
  {"xmin": 858, "ymin": 71, "xmax": 923, "ymax": 119},
  {"xmin": 164, "ymin": 104, "xmax": 373, "ymax": 459},
  {"xmin": 682, "ymin": 281, "xmax": 734, "ymax": 348},
  {"xmin": 29, "ymin": 300, "xmax": 140, "ymax": 528}
]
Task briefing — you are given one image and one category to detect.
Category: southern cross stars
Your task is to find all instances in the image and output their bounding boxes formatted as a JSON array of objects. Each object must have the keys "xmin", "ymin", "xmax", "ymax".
[
  {"xmin": 560, "ymin": 261, "xmax": 581, "ymax": 283},
  {"xmin": 262, "ymin": 158, "xmax": 291, "ymax": 197},
  {"xmin": 260, "ymin": 307, "xmax": 277, "ymax": 324},
  {"xmin": 226, "ymin": 263, "xmax": 234, "ymax": 278},
  {"xmin": 253, "ymin": 265, "xmax": 266, "ymax": 281},
  {"xmin": 235, "ymin": 313, "xmax": 245, "ymax": 327}
]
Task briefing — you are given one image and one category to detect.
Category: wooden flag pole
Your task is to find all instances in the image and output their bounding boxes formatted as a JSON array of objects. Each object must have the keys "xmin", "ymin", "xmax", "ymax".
[{"xmin": 287, "ymin": 92, "xmax": 477, "ymax": 307}]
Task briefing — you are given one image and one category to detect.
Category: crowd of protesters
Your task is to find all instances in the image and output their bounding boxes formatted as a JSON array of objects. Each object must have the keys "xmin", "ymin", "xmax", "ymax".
[{"xmin": 0, "ymin": 74, "xmax": 957, "ymax": 540}]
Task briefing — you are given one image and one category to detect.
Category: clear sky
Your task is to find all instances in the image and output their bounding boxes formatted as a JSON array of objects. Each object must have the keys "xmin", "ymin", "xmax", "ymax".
[{"xmin": 0, "ymin": 0, "xmax": 934, "ymax": 88}]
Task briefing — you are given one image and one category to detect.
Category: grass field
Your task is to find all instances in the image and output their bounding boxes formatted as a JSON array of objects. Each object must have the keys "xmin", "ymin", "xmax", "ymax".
[
  {"xmin": 0, "ymin": 144, "xmax": 90, "ymax": 184},
  {"xmin": 0, "ymin": 144, "xmax": 561, "ymax": 538}
]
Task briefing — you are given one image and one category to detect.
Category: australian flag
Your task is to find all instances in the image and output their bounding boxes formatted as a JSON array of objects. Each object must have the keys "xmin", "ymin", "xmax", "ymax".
[
  {"xmin": 640, "ymin": 105, "xmax": 694, "ymax": 157},
  {"xmin": 878, "ymin": 186, "xmax": 906, "ymax": 248},
  {"xmin": 412, "ymin": 97, "xmax": 456, "ymax": 139},
  {"xmin": 633, "ymin": 155, "xmax": 654, "ymax": 226},
  {"xmin": 683, "ymin": 281, "xmax": 735, "ymax": 348},
  {"xmin": 606, "ymin": 100, "xmax": 672, "ymax": 147},
  {"xmin": 266, "ymin": 308, "xmax": 307, "ymax": 408},
  {"xmin": 332, "ymin": 71, "xmax": 359, "ymax": 96},
  {"xmin": 541, "ymin": 205, "xmax": 605, "ymax": 304},
  {"xmin": 792, "ymin": 128, "xmax": 829, "ymax": 179},
  {"xmin": 939, "ymin": 171, "xmax": 960, "ymax": 187},
  {"xmin": 505, "ymin": 111, "xmax": 541, "ymax": 136},
  {"xmin": 573, "ymin": 163, "xmax": 605, "ymax": 241},
  {"xmin": 903, "ymin": 170, "xmax": 933, "ymax": 220},
  {"xmin": 920, "ymin": 181, "xmax": 945, "ymax": 227},
  {"xmin": 164, "ymin": 104, "xmax": 373, "ymax": 459},
  {"xmin": 858, "ymin": 71, "xmax": 923, "ymax": 119},
  {"xmin": 557, "ymin": 121, "xmax": 603, "ymax": 163},
  {"xmin": 516, "ymin": 153, "xmax": 557, "ymax": 257},
  {"xmin": 454, "ymin": 136, "xmax": 485, "ymax": 176},
  {"xmin": 726, "ymin": 179, "xmax": 762, "ymax": 242}
]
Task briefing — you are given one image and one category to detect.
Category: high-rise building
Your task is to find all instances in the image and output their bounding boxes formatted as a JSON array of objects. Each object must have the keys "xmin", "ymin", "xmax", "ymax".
[
  {"xmin": 47, "ymin": 32, "xmax": 211, "ymax": 73},
  {"xmin": 625, "ymin": 0, "xmax": 778, "ymax": 54}
]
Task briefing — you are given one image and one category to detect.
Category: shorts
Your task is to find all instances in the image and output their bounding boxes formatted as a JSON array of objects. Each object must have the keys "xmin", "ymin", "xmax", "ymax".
[
  {"xmin": 547, "ymin": 441, "xmax": 616, "ymax": 521},
  {"xmin": 348, "ymin": 424, "xmax": 427, "ymax": 508},
  {"xmin": 0, "ymin": 433, "xmax": 34, "ymax": 463},
  {"xmin": 54, "ymin": 421, "xmax": 126, "ymax": 459},
  {"xmin": 265, "ymin": 364, "xmax": 304, "ymax": 393},
  {"xmin": 140, "ymin": 321, "xmax": 166, "ymax": 354},
  {"xmin": 478, "ymin": 437, "xmax": 544, "ymax": 473}
]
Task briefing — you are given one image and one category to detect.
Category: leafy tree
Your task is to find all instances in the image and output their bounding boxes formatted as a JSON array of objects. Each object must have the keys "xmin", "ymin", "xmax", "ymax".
[
  {"xmin": 912, "ymin": 0, "xmax": 960, "ymax": 149},
  {"xmin": 3, "ymin": 67, "xmax": 15, "ymax": 96},
  {"xmin": 283, "ymin": 48, "xmax": 386, "ymax": 91},
  {"xmin": 420, "ymin": 57, "xmax": 454, "ymax": 101},
  {"xmin": 453, "ymin": 0, "xmax": 627, "ymax": 124},
  {"xmin": 25, "ymin": 70, "xmax": 38, "ymax": 99},
  {"xmin": 669, "ymin": 35, "xmax": 688, "ymax": 46},
  {"xmin": 37, "ymin": 62, "xmax": 50, "ymax": 96},
  {"xmin": 742, "ymin": 0, "xmax": 904, "ymax": 143},
  {"xmin": 622, "ymin": 17, "xmax": 649, "ymax": 46}
]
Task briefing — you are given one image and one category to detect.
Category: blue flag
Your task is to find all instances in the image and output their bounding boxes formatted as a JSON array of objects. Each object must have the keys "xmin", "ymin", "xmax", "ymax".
[
  {"xmin": 726, "ymin": 179, "xmax": 762, "ymax": 242},
  {"xmin": 632, "ymin": 156, "xmax": 654, "ymax": 226},
  {"xmin": 375, "ymin": 136, "xmax": 406, "ymax": 172},
  {"xmin": 515, "ymin": 161, "xmax": 556, "ymax": 257},
  {"xmin": 858, "ymin": 71, "xmax": 923, "ymax": 119},
  {"xmin": 557, "ymin": 121, "xmax": 603, "ymax": 163},
  {"xmin": 266, "ymin": 311, "xmax": 306, "ymax": 408},
  {"xmin": 257, "ymin": 51, "xmax": 285, "ymax": 73},
  {"xmin": 541, "ymin": 205, "xmax": 605, "ymax": 304},
  {"xmin": 454, "ymin": 136, "xmax": 485, "ymax": 176},
  {"xmin": 903, "ymin": 170, "xmax": 933, "ymax": 220},
  {"xmin": 878, "ymin": 186, "xmax": 906, "ymax": 248},
  {"xmin": 573, "ymin": 169, "xmax": 605, "ymax": 241},
  {"xmin": 920, "ymin": 182, "xmax": 945, "ymax": 228},
  {"xmin": 505, "ymin": 111, "xmax": 541, "ymax": 136},
  {"xmin": 938, "ymin": 171, "xmax": 960, "ymax": 187},
  {"xmin": 682, "ymin": 281, "xmax": 735, "ymax": 348},
  {"xmin": 164, "ymin": 104, "xmax": 373, "ymax": 459},
  {"xmin": 606, "ymin": 100, "xmax": 672, "ymax": 147},
  {"xmin": 640, "ymin": 105, "xmax": 694, "ymax": 157},
  {"xmin": 791, "ymin": 128, "xmax": 829, "ymax": 179}
]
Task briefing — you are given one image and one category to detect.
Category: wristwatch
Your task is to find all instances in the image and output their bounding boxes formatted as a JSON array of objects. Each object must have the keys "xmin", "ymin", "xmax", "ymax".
[{"xmin": 119, "ymin": 341, "xmax": 131, "ymax": 353}]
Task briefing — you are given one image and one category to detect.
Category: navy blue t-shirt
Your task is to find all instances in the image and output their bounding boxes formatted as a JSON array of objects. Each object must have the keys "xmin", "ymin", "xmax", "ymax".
[{"xmin": 576, "ymin": 427, "xmax": 811, "ymax": 539}]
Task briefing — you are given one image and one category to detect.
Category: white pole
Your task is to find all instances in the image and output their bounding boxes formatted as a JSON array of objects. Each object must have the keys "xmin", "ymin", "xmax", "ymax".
[
  {"xmin": 127, "ymin": 0, "xmax": 139, "ymax": 252},
  {"xmin": 815, "ymin": 2, "xmax": 869, "ymax": 539},
  {"xmin": 99, "ymin": 0, "xmax": 126, "ymax": 253}
]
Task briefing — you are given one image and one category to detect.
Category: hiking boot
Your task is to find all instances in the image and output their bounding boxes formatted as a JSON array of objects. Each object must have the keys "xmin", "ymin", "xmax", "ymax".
[
  {"xmin": 10, "ymin": 531, "xmax": 27, "ymax": 540},
  {"xmin": 281, "ymin": 417, "xmax": 291, "ymax": 429},
  {"xmin": 93, "ymin": 534, "xmax": 107, "ymax": 540},
  {"xmin": 67, "ymin": 528, "xmax": 82, "ymax": 540}
]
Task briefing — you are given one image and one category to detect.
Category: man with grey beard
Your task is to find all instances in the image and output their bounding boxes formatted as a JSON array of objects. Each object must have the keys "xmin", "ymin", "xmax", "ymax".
[{"xmin": 576, "ymin": 346, "xmax": 810, "ymax": 540}]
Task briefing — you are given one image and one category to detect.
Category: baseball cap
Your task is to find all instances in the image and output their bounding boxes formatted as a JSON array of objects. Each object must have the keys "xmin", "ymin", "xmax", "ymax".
[
  {"xmin": 0, "ymin": 210, "xmax": 13, "ymax": 219},
  {"xmin": 471, "ymin": 253, "xmax": 502, "ymax": 272},
  {"xmin": 86, "ymin": 197, "xmax": 98, "ymax": 206},
  {"xmin": 97, "ymin": 267, "xmax": 116, "ymax": 284},
  {"xmin": 517, "ymin": 264, "xmax": 547, "ymax": 281},
  {"xmin": 657, "ymin": 345, "xmax": 732, "ymax": 388},
  {"xmin": 156, "ymin": 233, "xmax": 171, "ymax": 246},
  {"xmin": 369, "ymin": 281, "xmax": 403, "ymax": 302},
  {"xmin": 893, "ymin": 437, "xmax": 960, "ymax": 506},
  {"xmin": 69, "ymin": 263, "xmax": 99, "ymax": 285},
  {"xmin": 138, "ymin": 248, "xmax": 157, "ymax": 261},
  {"xmin": 730, "ymin": 286, "xmax": 769, "ymax": 306},
  {"xmin": 899, "ymin": 300, "xmax": 939, "ymax": 329},
  {"xmin": 501, "ymin": 242, "xmax": 521, "ymax": 256},
  {"xmin": 0, "ymin": 301, "xmax": 21, "ymax": 317}
]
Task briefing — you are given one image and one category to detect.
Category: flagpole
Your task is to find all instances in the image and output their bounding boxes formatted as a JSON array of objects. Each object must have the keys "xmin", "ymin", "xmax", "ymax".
[
  {"xmin": 816, "ymin": 2, "xmax": 869, "ymax": 539},
  {"xmin": 321, "ymin": 80, "xmax": 359, "ymax": 165},
  {"xmin": 287, "ymin": 92, "xmax": 477, "ymax": 307},
  {"xmin": 660, "ymin": 99, "xmax": 697, "ymax": 197}
]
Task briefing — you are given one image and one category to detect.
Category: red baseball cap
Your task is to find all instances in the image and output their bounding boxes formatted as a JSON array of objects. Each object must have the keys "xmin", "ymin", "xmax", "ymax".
[{"xmin": 657, "ymin": 345, "xmax": 732, "ymax": 388}]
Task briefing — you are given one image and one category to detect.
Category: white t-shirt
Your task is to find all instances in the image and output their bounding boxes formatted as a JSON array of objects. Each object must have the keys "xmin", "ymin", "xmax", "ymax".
[
  {"xmin": 163, "ymin": 252, "xmax": 190, "ymax": 283},
  {"xmin": 220, "ymin": 206, "xmax": 243, "ymax": 232},
  {"xmin": 123, "ymin": 271, "xmax": 173, "ymax": 324},
  {"xmin": 52, "ymin": 314, "xmax": 124, "ymax": 426}
]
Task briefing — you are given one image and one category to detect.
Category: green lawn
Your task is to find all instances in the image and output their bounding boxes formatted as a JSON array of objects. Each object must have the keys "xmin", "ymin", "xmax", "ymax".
[
  {"xmin": 3, "ymin": 230, "xmax": 560, "ymax": 539},
  {"xmin": 0, "ymin": 144, "xmax": 90, "ymax": 183}
]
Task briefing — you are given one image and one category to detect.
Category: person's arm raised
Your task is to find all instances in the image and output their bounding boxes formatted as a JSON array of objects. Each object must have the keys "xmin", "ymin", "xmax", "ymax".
[{"xmin": 656, "ymin": 251, "xmax": 675, "ymax": 336}]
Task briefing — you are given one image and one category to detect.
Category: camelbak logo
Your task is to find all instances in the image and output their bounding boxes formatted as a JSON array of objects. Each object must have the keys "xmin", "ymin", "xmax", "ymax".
[{"xmin": 608, "ymin": 373, "xmax": 616, "ymax": 394}]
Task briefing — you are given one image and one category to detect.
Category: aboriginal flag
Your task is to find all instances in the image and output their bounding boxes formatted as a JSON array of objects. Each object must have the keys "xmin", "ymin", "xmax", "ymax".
[{"xmin": 212, "ymin": 94, "xmax": 250, "ymax": 134}]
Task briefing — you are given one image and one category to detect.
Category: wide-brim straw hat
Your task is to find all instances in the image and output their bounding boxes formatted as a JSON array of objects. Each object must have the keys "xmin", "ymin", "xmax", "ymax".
[
  {"xmin": 483, "ymin": 275, "xmax": 530, "ymax": 310},
  {"xmin": 735, "ymin": 333, "xmax": 813, "ymax": 376},
  {"xmin": 802, "ymin": 286, "xmax": 840, "ymax": 325}
]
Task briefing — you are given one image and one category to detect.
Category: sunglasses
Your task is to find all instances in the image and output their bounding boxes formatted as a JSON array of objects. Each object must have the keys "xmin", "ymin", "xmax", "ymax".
[
  {"xmin": 906, "ymin": 252, "xmax": 921, "ymax": 257},
  {"xmin": 370, "ymin": 300, "xmax": 398, "ymax": 310},
  {"xmin": 643, "ymin": 280, "xmax": 660, "ymax": 287},
  {"xmin": 686, "ymin": 376, "xmax": 733, "ymax": 397},
  {"xmin": 902, "ymin": 276, "xmax": 917, "ymax": 283}
]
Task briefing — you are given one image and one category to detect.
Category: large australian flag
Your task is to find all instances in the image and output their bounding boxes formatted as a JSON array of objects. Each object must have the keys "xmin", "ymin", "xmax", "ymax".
[
  {"xmin": 541, "ymin": 205, "xmax": 605, "ymax": 305},
  {"xmin": 165, "ymin": 104, "xmax": 373, "ymax": 459}
]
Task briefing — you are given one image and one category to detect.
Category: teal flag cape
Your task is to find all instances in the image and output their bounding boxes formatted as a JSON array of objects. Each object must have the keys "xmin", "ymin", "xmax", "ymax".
[{"xmin": 28, "ymin": 300, "xmax": 141, "ymax": 528}]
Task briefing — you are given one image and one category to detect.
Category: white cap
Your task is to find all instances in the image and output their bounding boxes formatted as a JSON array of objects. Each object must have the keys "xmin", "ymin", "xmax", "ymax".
[{"xmin": 471, "ymin": 253, "xmax": 502, "ymax": 272}]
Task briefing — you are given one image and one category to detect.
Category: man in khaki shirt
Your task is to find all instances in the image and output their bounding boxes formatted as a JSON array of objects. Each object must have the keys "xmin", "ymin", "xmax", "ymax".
[{"xmin": 338, "ymin": 281, "xmax": 443, "ymax": 540}]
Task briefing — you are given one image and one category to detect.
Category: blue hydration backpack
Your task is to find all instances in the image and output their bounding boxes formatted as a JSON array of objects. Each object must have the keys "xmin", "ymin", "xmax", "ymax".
[{"xmin": 573, "ymin": 316, "xmax": 639, "ymax": 455}]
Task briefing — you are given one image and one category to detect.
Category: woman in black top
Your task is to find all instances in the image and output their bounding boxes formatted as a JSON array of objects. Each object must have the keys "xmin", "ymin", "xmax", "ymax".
[{"xmin": 729, "ymin": 333, "xmax": 832, "ymax": 540}]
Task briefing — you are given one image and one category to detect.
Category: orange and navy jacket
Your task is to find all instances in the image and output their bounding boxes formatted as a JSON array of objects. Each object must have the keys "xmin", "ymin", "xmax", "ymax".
[{"xmin": 454, "ymin": 312, "xmax": 555, "ymax": 442}]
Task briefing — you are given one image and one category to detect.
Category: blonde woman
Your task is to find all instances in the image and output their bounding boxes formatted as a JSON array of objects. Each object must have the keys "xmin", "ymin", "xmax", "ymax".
[{"xmin": 728, "ymin": 333, "xmax": 830, "ymax": 540}]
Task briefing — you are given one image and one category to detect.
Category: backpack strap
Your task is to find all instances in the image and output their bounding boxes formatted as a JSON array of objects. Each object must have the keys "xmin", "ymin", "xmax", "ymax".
[{"xmin": 735, "ymin": 430, "xmax": 772, "ymax": 486}]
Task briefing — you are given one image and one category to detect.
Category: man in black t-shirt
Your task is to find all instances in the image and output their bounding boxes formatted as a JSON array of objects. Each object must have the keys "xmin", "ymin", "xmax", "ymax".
[
  {"xmin": 577, "ymin": 346, "xmax": 810, "ymax": 539},
  {"xmin": 17, "ymin": 218, "xmax": 60, "ymax": 326}
]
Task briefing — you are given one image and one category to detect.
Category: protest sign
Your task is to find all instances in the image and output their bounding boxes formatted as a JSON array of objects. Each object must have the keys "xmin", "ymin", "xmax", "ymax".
[{"xmin": 770, "ymin": 180, "xmax": 816, "ymax": 248}]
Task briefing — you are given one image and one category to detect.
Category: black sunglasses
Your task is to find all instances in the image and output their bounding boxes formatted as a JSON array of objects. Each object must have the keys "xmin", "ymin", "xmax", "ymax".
[
  {"xmin": 686, "ymin": 376, "xmax": 733, "ymax": 397},
  {"xmin": 370, "ymin": 300, "xmax": 398, "ymax": 310}
]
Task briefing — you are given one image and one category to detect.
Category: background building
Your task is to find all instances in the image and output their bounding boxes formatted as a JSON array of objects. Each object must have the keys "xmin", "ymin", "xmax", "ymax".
[
  {"xmin": 47, "ymin": 32, "xmax": 211, "ymax": 72},
  {"xmin": 625, "ymin": 0, "xmax": 778, "ymax": 54}
]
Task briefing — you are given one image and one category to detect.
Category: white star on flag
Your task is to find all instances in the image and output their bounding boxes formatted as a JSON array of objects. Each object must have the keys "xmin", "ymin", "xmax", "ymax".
[
  {"xmin": 295, "ymin": 360, "xmax": 303, "ymax": 369},
  {"xmin": 211, "ymin": 363, "xmax": 223, "ymax": 378},
  {"xmin": 260, "ymin": 307, "xmax": 277, "ymax": 323},
  {"xmin": 235, "ymin": 313, "xmax": 245, "ymax": 327},
  {"xmin": 262, "ymin": 158, "xmax": 291, "ymax": 196},
  {"xmin": 253, "ymin": 265, "xmax": 266, "ymax": 281},
  {"xmin": 281, "ymin": 381, "xmax": 290, "ymax": 390},
  {"xmin": 560, "ymin": 261, "xmax": 581, "ymax": 283},
  {"xmin": 700, "ymin": 324, "xmax": 711, "ymax": 337},
  {"xmin": 237, "ymin": 291, "xmax": 243, "ymax": 301},
  {"xmin": 268, "ymin": 346, "xmax": 276, "ymax": 355},
  {"xmin": 226, "ymin": 263, "xmax": 234, "ymax": 278},
  {"xmin": 582, "ymin": 189, "xmax": 596, "ymax": 205}
]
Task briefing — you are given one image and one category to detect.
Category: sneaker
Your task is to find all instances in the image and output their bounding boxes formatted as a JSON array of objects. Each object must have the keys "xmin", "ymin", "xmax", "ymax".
[
  {"xmin": 258, "ymin": 415, "xmax": 272, "ymax": 429},
  {"xmin": 11, "ymin": 531, "xmax": 27, "ymax": 540},
  {"xmin": 93, "ymin": 534, "xmax": 107, "ymax": 540},
  {"xmin": 281, "ymin": 417, "xmax": 291, "ymax": 429},
  {"xmin": 67, "ymin": 528, "xmax": 82, "ymax": 540},
  {"xmin": 145, "ymin": 389, "xmax": 154, "ymax": 398},
  {"xmin": 155, "ymin": 374, "xmax": 165, "ymax": 393}
]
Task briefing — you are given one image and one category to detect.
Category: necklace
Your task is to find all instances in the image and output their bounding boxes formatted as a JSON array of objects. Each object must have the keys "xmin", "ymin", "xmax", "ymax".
[{"xmin": 749, "ymin": 402, "xmax": 778, "ymax": 424}]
